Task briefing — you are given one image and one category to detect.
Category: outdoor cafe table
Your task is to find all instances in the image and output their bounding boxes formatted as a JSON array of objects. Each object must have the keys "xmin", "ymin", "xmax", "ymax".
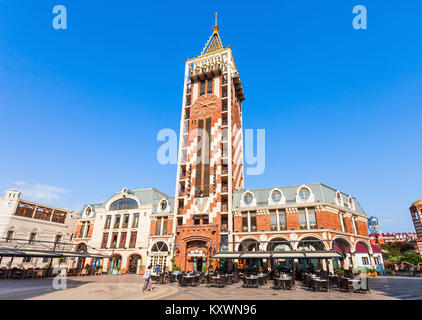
[
  {"xmin": 183, "ymin": 274, "xmax": 196, "ymax": 285},
  {"xmin": 275, "ymin": 276, "xmax": 291, "ymax": 289}
]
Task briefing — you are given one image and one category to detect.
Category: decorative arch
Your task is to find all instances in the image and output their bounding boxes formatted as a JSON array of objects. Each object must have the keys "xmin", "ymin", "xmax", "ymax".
[
  {"xmin": 266, "ymin": 237, "xmax": 292, "ymax": 252},
  {"xmin": 150, "ymin": 240, "xmax": 169, "ymax": 254},
  {"xmin": 107, "ymin": 196, "xmax": 139, "ymax": 211},
  {"xmin": 295, "ymin": 185, "xmax": 315, "ymax": 203},
  {"xmin": 296, "ymin": 235, "xmax": 329, "ymax": 251},
  {"xmin": 236, "ymin": 237, "xmax": 261, "ymax": 251},
  {"xmin": 75, "ymin": 242, "xmax": 88, "ymax": 252},
  {"xmin": 127, "ymin": 253, "xmax": 142, "ymax": 274},
  {"xmin": 354, "ymin": 240, "xmax": 373, "ymax": 254},
  {"xmin": 332, "ymin": 236, "xmax": 352, "ymax": 255},
  {"xmin": 268, "ymin": 188, "xmax": 286, "ymax": 205}
]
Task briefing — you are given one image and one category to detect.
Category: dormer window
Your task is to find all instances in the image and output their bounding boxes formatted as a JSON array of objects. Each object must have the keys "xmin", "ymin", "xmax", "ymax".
[
  {"xmin": 299, "ymin": 188, "xmax": 310, "ymax": 201},
  {"xmin": 160, "ymin": 199, "xmax": 168, "ymax": 211},
  {"xmin": 244, "ymin": 193, "xmax": 253, "ymax": 205},
  {"xmin": 271, "ymin": 190, "xmax": 282, "ymax": 202}
]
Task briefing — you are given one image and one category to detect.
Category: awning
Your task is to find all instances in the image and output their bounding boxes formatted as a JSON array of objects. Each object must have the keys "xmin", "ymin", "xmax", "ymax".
[
  {"xmin": 240, "ymin": 252, "xmax": 272, "ymax": 259},
  {"xmin": 272, "ymin": 252, "xmax": 305, "ymax": 259},
  {"xmin": 0, "ymin": 247, "xmax": 110, "ymax": 259},
  {"xmin": 212, "ymin": 252, "xmax": 241, "ymax": 259},
  {"xmin": 303, "ymin": 251, "xmax": 342, "ymax": 259},
  {"xmin": 211, "ymin": 250, "xmax": 343, "ymax": 260}
]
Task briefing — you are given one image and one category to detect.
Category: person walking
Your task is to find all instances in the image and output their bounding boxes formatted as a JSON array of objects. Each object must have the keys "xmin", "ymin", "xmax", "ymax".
[{"xmin": 143, "ymin": 265, "xmax": 153, "ymax": 292}]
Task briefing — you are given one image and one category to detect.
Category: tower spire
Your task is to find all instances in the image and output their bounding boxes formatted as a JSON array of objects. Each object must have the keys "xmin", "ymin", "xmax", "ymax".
[{"xmin": 200, "ymin": 13, "xmax": 223, "ymax": 56}]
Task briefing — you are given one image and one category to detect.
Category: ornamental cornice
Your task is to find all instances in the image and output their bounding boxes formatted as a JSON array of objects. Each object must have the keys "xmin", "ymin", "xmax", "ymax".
[
  {"xmin": 315, "ymin": 205, "xmax": 325, "ymax": 213},
  {"xmin": 233, "ymin": 210, "xmax": 241, "ymax": 217},
  {"xmin": 285, "ymin": 207, "xmax": 299, "ymax": 214},
  {"xmin": 257, "ymin": 209, "xmax": 269, "ymax": 215}
]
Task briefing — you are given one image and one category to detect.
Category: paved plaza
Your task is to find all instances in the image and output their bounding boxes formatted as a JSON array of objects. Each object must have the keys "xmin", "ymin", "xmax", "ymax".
[{"xmin": 0, "ymin": 275, "xmax": 421, "ymax": 300}]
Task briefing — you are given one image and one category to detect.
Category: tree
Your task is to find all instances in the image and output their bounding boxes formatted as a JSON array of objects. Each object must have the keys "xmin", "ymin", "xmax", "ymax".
[{"xmin": 400, "ymin": 253, "xmax": 422, "ymax": 266}]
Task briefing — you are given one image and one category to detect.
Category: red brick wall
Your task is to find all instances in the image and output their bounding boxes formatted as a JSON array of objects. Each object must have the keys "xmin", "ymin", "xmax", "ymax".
[
  {"xmin": 286, "ymin": 212, "xmax": 300, "ymax": 230},
  {"xmin": 356, "ymin": 220, "xmax": 369, "ymax": 236},
  {"xmin": 75, "ymin": 224, "xmax": 82, "ymax": 238},
  {"xmin": 257, "ymin": 214, "xmax": 270, "ymax": 232},
  {"xmin": 234, "ymin": 215, "xmax": 242, "ymax": 232},
  {"xmin": 343, "ymin": 217, "xmax": 354, "ymax": 234},
  {"xmin": 316, "ymin": 211, "xmax": 342, "ymax": 230}
]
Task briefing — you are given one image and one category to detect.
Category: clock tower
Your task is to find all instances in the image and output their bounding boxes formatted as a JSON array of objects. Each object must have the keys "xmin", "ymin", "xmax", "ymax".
[{"xmin": 171, "ymin": 18, "xmax": 245, "ymax": 271}]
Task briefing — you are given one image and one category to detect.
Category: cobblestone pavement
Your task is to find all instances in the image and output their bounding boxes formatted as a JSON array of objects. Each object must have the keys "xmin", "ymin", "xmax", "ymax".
[
  {"xmin": 0, "ymin": 275, "xmax": 176, "ymax": 300},
  {"xmin": 0, "ymin": 275, "xmax": 421, "ymax": 300},
  {"xmin": 160, "ymin": 276, "xmax": 422, "ymax": 300}
]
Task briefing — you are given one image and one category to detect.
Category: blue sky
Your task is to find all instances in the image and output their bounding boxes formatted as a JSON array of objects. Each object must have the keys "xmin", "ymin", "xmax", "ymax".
[{"xmin": 0, "ymin": 1, "xmax": 421, "ymax": 233}]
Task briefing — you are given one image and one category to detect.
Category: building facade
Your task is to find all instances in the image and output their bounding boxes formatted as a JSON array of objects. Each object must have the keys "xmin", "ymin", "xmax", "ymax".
[
  {"xmin": 410, "ymin": 200, "xmax": 422, "ymax": 254},
  {"xmin": 0, "ymin": 189, "xmax": 77, "ymax": 268},
  {"xmin": 73, "ymin": 21, "xmax": 376, "ymax": 274},
  {"xmin": 167, "ymin": 23, "xmax": 374, "ymax": 273},
  {"xmin": 74, "ymin": 187, "xmax": 174, "ymax": 274}
]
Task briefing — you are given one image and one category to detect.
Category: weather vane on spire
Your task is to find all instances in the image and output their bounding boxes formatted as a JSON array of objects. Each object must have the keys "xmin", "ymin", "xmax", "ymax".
[{"xmin": 213, "ymin": 12, "xmax": 219, "ymax": 32}]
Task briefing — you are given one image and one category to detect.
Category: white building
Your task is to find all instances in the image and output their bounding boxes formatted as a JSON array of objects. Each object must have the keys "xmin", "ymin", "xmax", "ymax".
[
  {"xmin": 0, "ymin": 189, "xmax": 77, "ymax": 268},
  {"xmin": 74, "ymin": 187, "xmax": 173, "ymax": 274}
]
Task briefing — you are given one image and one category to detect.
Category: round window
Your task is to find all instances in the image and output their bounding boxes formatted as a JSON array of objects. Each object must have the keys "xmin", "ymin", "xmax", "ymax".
[
  {"xmin": 244, "ymin": 193, "xmax": 253, "ymax": 204},
  {"xmin": 299, "ymin": 188, "xmax": 310, "ymax": 200},
  {"xmin": 160, "ymin": 200, "xmax": 167, "ymax": 210},
  {"xmin": 272, "ymin": 190, "xmax": 282, "ymax": 202}
]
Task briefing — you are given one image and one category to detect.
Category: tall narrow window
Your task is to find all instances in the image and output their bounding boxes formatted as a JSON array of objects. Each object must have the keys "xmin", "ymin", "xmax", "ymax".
[
  {"xmin": 122, "ymin": 214, "xmax": 129, "ymax": 228},
  {"xmin": 29, "ymin": 233, "xmax": 36, "ymax": 244},
  {"xmin": 308, "ymin": 208, "xmax": 317, "ymax": 229},
  {"xmin": 207, "ymin": 79, "xmax": 213, "ymax": 93},
  {"xmin": 250, "ymin": 212, "xmax": 257, "ymax": 231},
  {"xmin": 119, "ymin": 232, "xmax": 127, "ymax": 248},
  {"xmin": 6, "ymin": 230, "xmax": 14, "ymax": 243},
  {"xmin": 55, "ymin": 234, "xmax": 62, "ymax": 244},
  {"xmin": 242, "ymin": 212, "xmax": 248, "ymax": 232},
  {"xmin": 133, "ymin": 213, "xmax": 139, "ymax": 228},
  {"xmin": 270, "ymin": 210, "xmax": 277, "ymax": 231},
  {"xmin": 200, "ymin": 80, "xmax": 205, "ymax": 96},
  {"xmin": 101, "ymin": 233, "xmax": 109, "ymax": 249},
  {"xmin": 202, "ymin": 215, "xmax": 209, "ymax": 225},
  {"xmin": 279, "ymin": 209, "xmax": 287, "ymax": 230},
  {"xmin": 193, "ymin": 216, "xmax": 201, "ymax": 225},
  {"xmin": 155, "ymin": 218, "xmax": 162, "ymax": 235},
  {"xmin": 162, "ymin": 217, "xmax": 168, "ymax": 234},
  {"xmin": 114, "ymin": 214, "xmax": 121, "ymax": 229},
  {"xmin": 129, "ymin": 232, "xmax": 137, "ymax": 248},
  {"xmin": 105, "ymin": 215, "xmax": 111, "ymax": 229},
  {"xmin": 111, "ymin": 232, "xmax": 118, "ymax": 248},
  {"xmin": 299, "ymin": 208, "xmax": 307, "ymax": 230}
]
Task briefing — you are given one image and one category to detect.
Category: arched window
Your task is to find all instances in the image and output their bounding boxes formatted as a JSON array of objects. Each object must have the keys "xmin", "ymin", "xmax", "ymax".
[
  {"xmin": 336, "ymin": 192, "xmax": 342, "ymax": 205},
  {"xmin": 151, "ymin": 241, "xmax": 169, "ymax": 253},
  {"xmin": 110, "ymin": 198, "xmax": 138, "ymax": 211},
  {"xmin": 271, "ymin": 190, "xmax": 282, "ymax": 202},
  {"xmin": 298, "ymin": 188, "xmax": 310, "ymax": 201},
  {"xmin": 244, "ymin": 193, "xmax": 253, "ymax": 205}
]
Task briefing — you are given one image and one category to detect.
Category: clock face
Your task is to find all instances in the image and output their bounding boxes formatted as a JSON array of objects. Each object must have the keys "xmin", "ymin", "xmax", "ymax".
[{"xmin": 192, "ymin": 94, "xmax": 220, "ymax": 117}]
